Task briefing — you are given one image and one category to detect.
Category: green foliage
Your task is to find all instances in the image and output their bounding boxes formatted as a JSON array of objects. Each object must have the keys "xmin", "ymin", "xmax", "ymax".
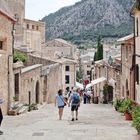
[
  {"xmin": 13, "ymin": 51, "xmax": 27, "ymax": 63},
  {"xmin": 132, "ymin": 105, "xmax": 140, "ymax": 134},
  {"xmin": 103, "ymin": 82, "xmax": 108, "ymax": 96},
  {"xmin": 132, "ymin": 117, "xmax": 140, "ymax": 134},
  {"xmin": 113, "ymin": 98, "xmax": 124, "ymax": 111},
  {"xmin": 132, "ymin": 105, "xmax": 140, "ymax": 120},
  {"xmin": 94, "ymin": 36, "xmax": 103, "ymax": 61},
  {"xmin": 118, "ymin": 98, "xmax": 133, "ymax": 113},
  {"xmin": 76, "ymin": 71, "xmax": 82, "ymax": 82}
]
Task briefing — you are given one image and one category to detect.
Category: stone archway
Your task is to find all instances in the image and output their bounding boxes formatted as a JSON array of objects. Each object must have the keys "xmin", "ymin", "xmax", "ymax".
[{"xmin": 35, "ymin": 81, "xmax": 40, "ymax": 104}]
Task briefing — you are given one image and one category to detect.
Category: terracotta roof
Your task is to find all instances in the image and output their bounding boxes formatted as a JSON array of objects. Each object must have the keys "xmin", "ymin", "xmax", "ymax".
[{"xmin": 0, "ymin": 0, "xmax": 15, "ymax": 22}]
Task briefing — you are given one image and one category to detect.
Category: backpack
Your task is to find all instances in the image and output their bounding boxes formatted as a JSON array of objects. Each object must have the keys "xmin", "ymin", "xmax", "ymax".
[{"xmin": 72, "ymin": 93, "xmax": 80, "ymax": 104}]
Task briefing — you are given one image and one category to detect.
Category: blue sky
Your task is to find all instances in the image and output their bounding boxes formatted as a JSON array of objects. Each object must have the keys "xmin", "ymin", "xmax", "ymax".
[{"xmin": 25, "ymin": 0, "xmax": 80, "ymax": 20}]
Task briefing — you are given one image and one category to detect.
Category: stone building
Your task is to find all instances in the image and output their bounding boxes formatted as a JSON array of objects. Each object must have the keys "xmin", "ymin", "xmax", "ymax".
[
  {"xmin": 5, "ymin": 0, "xmax": 45, "ymax": 52},
  {"xmin": 131, "ymin": 2, "xmax": 140, "ymax": 104},
  {"xmin": 90, "ymin": 55, "xmax": 121, "ymax": 103},
  {"xmin": 0, "ymin": 0, "xmax": 15, "ymax": 114},
  {"xmin": 44, "ymin": 38, "xmax": 76, "ymax": 59},
  {"xmin": 54, "ymin": 58, "xmax": 77, "ymax": 93},
  {"xmin": 1, "ymin": 0, "xmax": 77, "ymax": 113},
  {"xmin": 117, "ymin": 34, "xmax": 135, "ymax": 100}
]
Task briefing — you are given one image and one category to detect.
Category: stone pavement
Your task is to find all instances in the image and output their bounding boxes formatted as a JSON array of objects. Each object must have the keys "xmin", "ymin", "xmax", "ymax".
[{"xmin": 0, "ymin": 103, "xmax": 137, "ymax": 140}]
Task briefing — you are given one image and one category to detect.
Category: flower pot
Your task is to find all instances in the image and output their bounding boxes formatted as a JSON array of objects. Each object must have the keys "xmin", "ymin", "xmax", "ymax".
[{"xmin": 124, "ymin": 111, "xmax": 132, "ymax": 120}]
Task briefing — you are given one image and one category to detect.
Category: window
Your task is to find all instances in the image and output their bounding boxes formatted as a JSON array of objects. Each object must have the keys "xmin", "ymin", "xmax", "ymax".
[
  {"xmin": 27, "ymin": 24, "xmax": 29, "ymax": 29},
  {"xmin": 126, "ymin": 47, "xmax": 128, "ymax": 60},
  {"xmin": 36, "ymin": 26, "xmax": 39, "ymax": 30},
  {"xmin": 87, "ymin": 71, "xmax": 91, "ymax": 75},
  {"xmin": 136, "ymin": 64, "xmax": 139, "ymax": 85},
  {"xmin": 66, "ymin": 87, "xmax": 69, "ymax": 92},
  {"xmin": 65, "ymin": 66, "xmax": 70, "ymax": 71},
  {"xmin": 136, "ymin": 18, "xmax": 139, "ymax": 36},
  {"xmin": 0, "ymin": 41, "xmax": 3, "ymax": 50},
  {"xmin": 32, "ymin": 25, "xmax": 34, "ymax": 29},
  {"xmin": 65, "ymin": 75, "xmax": 70, "ymax": 84}
]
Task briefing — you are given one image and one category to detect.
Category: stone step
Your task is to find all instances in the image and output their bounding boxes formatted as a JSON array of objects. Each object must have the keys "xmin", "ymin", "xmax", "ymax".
[{"xmin": 17, "ymin": 106, "xmax": 29, "ymax": 115}]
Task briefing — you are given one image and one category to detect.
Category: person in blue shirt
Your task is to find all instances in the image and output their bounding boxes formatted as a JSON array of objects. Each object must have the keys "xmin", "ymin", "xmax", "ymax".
[{"xmin": 55, "ymin": 89, "xmax": 66, "ymax": 120}]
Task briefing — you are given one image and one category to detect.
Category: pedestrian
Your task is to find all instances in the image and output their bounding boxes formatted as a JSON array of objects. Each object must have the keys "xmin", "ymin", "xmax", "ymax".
[
  {"xmin": 55, "ymin": 89, "xmax": 66, "ymax": 120},
  {"xmin": 0, "ymin": 98, "xmax": 4, "ymax": 135},
  {"xmin": 68, "ymin": 87, "xmax": 80, "ymax": 121}
]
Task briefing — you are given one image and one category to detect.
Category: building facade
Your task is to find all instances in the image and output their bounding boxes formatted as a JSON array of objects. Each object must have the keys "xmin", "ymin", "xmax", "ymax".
[
  {"xmin": 0, "ymin": 0, "xmax": 15, "ymax": 114},
  {"xmin": 117, "ymin": 34, "xmax": 135, "ymax": 100},
  {"xmin": 131, "ymin": 2, "xmax": 140, "ymax": 103}
]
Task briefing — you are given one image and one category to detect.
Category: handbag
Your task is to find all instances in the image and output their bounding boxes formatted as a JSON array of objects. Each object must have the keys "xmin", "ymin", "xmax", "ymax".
[{"xmin": 59, "ymin": 96, "xmax": 66, "ymax": 106}]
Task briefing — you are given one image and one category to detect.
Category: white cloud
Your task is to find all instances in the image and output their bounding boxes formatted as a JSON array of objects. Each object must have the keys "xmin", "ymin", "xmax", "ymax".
[{"xmin": 25, "ymin": 0, "xmax": 80, "ymax": 20}]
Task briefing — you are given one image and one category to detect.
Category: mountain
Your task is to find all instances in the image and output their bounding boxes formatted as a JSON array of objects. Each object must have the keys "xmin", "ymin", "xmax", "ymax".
[{"xmin": 42, "ymin": 0, "xmax": 134, "ymax": 46}]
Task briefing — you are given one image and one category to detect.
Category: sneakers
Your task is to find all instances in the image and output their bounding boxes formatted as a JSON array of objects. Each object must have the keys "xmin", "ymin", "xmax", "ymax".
[
  {"xmin": 71, "ymin": 118, "xmax": 74, "ymax": 121},
  {"xmin": 71, "ymin": 118, "xmax": 78, "ymax": 121},
  {"xmin": 0, "ymin": 130, "xmax": 3, "ymax": 135}
]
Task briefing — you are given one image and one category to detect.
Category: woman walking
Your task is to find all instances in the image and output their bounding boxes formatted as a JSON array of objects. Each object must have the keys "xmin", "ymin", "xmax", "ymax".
[{"xmin": 55, "ymin": 89, "xmax": 66, "ymax": 120}]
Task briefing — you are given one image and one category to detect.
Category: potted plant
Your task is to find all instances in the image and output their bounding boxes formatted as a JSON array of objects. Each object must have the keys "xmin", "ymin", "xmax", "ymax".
[
  {"xmin": 118, "ymin": 98, "xmax": 133, "ymax": 120},
  {"xmin": 133, "ymin": 117, "xmax": 140, "ymax": 139},
  {"xmin": 113, "ymin": 98, "xmax": 124, "ymax": 111},
  {"xmin": 132, "ymin": 106, "xmax": 140, "ymax": 139}
]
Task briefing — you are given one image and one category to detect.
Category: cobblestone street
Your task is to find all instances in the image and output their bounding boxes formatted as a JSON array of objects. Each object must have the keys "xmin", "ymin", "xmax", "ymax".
[{"xmin": 0, "ymin": 103, "xmax": 137, "ymax": 140}]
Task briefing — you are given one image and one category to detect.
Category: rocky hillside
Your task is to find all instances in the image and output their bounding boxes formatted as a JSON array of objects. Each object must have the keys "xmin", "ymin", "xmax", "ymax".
[{"xmin": 42, "ymin": 0, "xmax": 134, "ymax": 46}]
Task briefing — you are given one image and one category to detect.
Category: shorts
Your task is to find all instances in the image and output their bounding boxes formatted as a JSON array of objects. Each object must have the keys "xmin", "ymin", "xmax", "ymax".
[
  {"xmin": 58, "ymin": 105, "xmax": 64, "ymax": 108},
  {"xmin": 71, "ymin": 105, "xmax": 79, "ymax": 111}
]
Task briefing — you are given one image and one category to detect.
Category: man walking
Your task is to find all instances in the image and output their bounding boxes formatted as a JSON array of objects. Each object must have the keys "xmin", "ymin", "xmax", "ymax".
[{"xmin": 68, "ymin": 87, "xmax": 80, "ymax": 121}]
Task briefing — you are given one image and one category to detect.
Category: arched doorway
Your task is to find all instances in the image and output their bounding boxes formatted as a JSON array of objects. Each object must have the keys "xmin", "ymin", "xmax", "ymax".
[
  {"xmin": 35, "ymin": 81, "xmax": 40, "ymax": 104},
  {"xmin": 108, "ymin": 85, "xmax": 113, "ymax": 102}
]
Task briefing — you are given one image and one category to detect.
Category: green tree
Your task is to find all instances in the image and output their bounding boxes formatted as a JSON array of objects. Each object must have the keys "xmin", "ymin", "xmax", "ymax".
[
  {"xmin": 13, "ymin": 51, "xmax": 27, "ymax": 63},
  {"xmin": 94, "ymin": 36, "xmax": 103, "ymax": 61}
]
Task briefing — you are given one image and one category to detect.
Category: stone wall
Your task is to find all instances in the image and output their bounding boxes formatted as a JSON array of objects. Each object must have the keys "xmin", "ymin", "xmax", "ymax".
[
  {"xmin": 0, "ymin": 12, "xmax": 14, "ymax": 114},
  {"xmin": 45, "ymin": 64, "xmax": 62, "ymax": 104},
  {"xmin": 25, "ymin": 54, "xmax": 56, "ymax": 67},
  {"xmin": 20, "ymin": 65, "xmax": 43, "ymax": 105}
]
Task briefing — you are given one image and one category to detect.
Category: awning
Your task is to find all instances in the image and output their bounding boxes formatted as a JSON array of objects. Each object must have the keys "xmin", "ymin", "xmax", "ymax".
[
  {"xmin": 76, "ymin": 82, "xmax": 84, "ymax": 89},
  {"xmin": 91, "ymin": 77, "xmax": 106, "ymax": 85},
  {"xmin": 85, "ymin": 83, "xmax": 92, "ymax": 89},
  {"xmin": 85, "ymin": 77, "xmax": 106, "ymax": 89}
]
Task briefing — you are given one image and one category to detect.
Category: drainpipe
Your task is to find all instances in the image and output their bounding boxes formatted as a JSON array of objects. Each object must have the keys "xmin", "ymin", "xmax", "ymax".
[{"xmin": 130, "ymin": 13, "xmax": 136, "ymax": 100}]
